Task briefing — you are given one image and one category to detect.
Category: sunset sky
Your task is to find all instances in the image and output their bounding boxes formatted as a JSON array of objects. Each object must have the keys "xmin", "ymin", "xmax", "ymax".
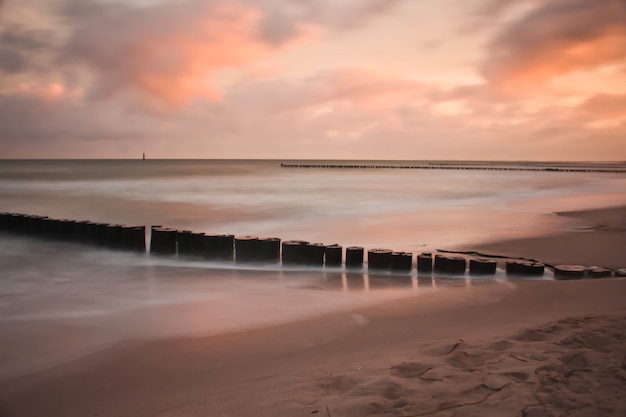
[{"xmin": 1, "ymin": 0, "xmax": 625, "ymax": 160}]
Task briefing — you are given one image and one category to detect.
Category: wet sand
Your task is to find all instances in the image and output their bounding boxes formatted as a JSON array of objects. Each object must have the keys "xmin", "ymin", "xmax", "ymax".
[
  {"xmin": 1, "ymin": 206, "xmax": 626, "ymax": 417},
  {"xmin": 470, "ymin": 205, "xmax": 626, "ymax": 269}
]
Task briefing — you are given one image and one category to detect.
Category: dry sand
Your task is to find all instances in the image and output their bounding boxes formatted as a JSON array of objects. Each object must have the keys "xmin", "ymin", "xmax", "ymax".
[{"xmin": 1, "ymin": 206, "xmax": 626, "ymax": 417}]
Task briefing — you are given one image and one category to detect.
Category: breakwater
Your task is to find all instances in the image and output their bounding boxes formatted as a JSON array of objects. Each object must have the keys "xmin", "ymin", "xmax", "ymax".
[
  {"xmin": 2, "ymin": 212, "xmax": 624, "ymax": 280},
  {"xmin": 280, "ymin": 162, "xmax": 626, "ymax": 173}
]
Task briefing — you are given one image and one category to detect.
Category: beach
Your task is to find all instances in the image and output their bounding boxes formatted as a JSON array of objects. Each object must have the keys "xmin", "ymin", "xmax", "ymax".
[
  {"xmin": 4, "ymin": 0, "xmax": 626, "ymax": 412},
  {"xmin": 471, "ymin": 205, "xmax": 626, "ymax": 270},
  {"xmin": 1, "ymin": 204, "xmax": 625, "ymax": 417}
]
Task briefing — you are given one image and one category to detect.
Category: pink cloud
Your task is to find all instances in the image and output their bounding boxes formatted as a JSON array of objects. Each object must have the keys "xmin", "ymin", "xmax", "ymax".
[
  {"xmin": 61, "ymin": 0, "xmax": 301, "ymax": 108},
  {"xmin": 16, "ymin": 82, "xmax": 81, "ymax": 104},
  {"xmin": 58, "ymin": 0, "xmax": 404, "ymax": 108}
]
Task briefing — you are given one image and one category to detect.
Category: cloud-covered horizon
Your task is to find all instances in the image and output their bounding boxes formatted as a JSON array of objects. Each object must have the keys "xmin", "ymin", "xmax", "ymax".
[{"xmin": 1, "ymin": 0, "xmax": 624, "ymax": 160}]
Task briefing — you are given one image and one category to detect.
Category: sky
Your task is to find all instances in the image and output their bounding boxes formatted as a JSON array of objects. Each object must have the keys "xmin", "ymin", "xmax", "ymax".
[{"xmin": 0, "ymin": 0, "xmax": 625, "ymax": 160}]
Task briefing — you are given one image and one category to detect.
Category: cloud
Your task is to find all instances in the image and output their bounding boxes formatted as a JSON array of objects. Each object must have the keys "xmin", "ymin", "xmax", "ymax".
[
  {"xmin": 576, "ymin": 93, "xmax": 626, "ymax": 128},
  {"xmin": 480, "ymin": 0, "xmax": 626, "ymax": 92},
  {"xmin": 0, "ymin": 24, "xmax": 55, "ymax": 74},
  {"xmin": 0, "ymin": 83, "xmax": 159, "ymax": 158},
  {"xmin": 255, "ymin": 0, "xmax": 402, "ymax": 43},
  {"xmin": 225, "ymin": 66, "xmax": 424, "ymax": 116},
  {"xmin": 59, "ymin": 0, "xmax": 282, "ymax": 107},
  {"xmin": 2, "ymin": 69, "xmax": 625, "ymax": 160},
  {"xmin": 55, "ymin": 0, "xmax": 405, "ymax": 108}
]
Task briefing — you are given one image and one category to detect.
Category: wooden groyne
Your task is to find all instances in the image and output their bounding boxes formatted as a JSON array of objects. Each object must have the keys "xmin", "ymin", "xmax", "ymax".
[
  {"xmin": 280, "ymin": 163, "xmax": 626, "ymax": 173},
  {"xmin": 2, "ymin": 212, "xmax": 625, "ymax": 280}
]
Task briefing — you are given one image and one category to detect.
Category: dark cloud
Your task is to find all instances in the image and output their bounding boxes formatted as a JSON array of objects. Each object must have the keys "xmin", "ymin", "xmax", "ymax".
[
  {"xmin": 481, "ymin": 0, "xmax": 626, "ymax": 90},
  {"xmin": 0, "ymin": 86, "xmax": 162, "ymax": 159},
  {"xmin": 0, "ymin": 25, "xmax": 55, "ymax": 73}
]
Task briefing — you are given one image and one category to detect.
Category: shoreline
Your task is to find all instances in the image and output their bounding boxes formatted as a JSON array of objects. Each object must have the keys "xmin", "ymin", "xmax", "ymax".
[
  {"xmin": 460, "ymin": 204, "xmax": 626, "ymax": 270},
  {"xmin": 1, "ymin": 279, "xmax": 625, "ymax": 416},
  {"xmin": 1, "ymin": 204, "xmax": 626, "ymax": 416}
]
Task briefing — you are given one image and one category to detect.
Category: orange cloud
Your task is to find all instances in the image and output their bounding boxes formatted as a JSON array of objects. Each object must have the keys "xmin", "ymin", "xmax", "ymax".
[
  {"xmin": 59, "ymin": 0, "xmax": 403, "ymax": 109},
  {"xmin": 482, "ymin": 0, "xmax": 626, "ymax": 93},
  {"xmin": 576, "ymin": 93, "xmax": 626, "ymax": 128},
  {"xmin": 63, "ymin": 0, "xmax": 310, "ymax": 108}
]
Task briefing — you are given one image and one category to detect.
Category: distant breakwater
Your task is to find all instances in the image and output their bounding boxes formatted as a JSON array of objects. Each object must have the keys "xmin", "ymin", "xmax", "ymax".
[
  {"xmin": 280, "ymin": 163, "xmax": 626, "ymax": 173},
  {"xmin": 1, "ymin": 212, "xmax": 625, "ymax": 280}
]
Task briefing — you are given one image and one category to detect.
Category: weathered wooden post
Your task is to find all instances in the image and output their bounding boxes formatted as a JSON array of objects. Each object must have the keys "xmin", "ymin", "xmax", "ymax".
[
  {"xmin": 282, "ymin": 240, "xmax": 309, "ymax": 266},
  {"xmin": 324, "ymin": 244, "xmax": 343, "ymax": 268},
  {"xmin": 257, "ymin": 237, "xmax": 281, "ymax": 263},
  {"xmin": 435, "ymin": 255, "xmax": 466, "ymax": 275},
  {"xmin": 306, "ymin": 243, "xmax": 326, "ymax": 267},
  {"xmin": 235, "ymin": 236, "xmax": 259, "ymax": 263},
  {"xmin": 553, "ymin": 265, "xmax": 586, "ymax": 280},
  {"xmin": 368, "ymin": 248, "xmax": 393, "ymax": 272},
  {"xmin": 469, "ymin": 258, "xmax": 497, "ymax": 276},
  {"xmin": 345, "ymin": 246, "xmax": 364, "ymax": 269},
  {"xmin": 176, "ymin": 231, "xmax": 204, "ymax": 258},
  {"xmin": 150, "ymin": 227, "xmax": 177, "ymax": 256},
  {"xmin": 417, "ymin": 253, "xmax": 433, "ymax": 273},
  {"xmin": 587, "ymin": 266, "xmax": 612, "ymax": 278},
  {"xmin": 391, "ymin": 252, "xmax": 412, "ymax": 274},
  {"xmin": 203, "ymin": 234, "xmax": 234, "ymax": 261},
  {"xmin": 506, "ymin": 261, "xmax": 544, "ymax": 277}
]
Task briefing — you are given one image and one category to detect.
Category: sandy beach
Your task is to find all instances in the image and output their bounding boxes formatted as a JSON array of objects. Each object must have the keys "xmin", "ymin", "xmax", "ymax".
[
  {"xmin": 470, "ymin": 205, "xmax": 626, "ymax": 270},
  {"xmin": 1, "ymin": 205, "xmax": 625, "ymax": 417}
]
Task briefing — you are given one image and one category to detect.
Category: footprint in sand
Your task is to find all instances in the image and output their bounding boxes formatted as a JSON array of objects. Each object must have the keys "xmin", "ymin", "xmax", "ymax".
[{"xmin": 310, "ymin": 315, "xmax": 626, "ymax": 417}]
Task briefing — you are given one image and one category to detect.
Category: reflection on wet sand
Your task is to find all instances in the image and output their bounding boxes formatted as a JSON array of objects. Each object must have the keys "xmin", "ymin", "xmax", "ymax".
[{"xmin": 275, "ymin": 268, "xmax": 500, "ymax": 293}]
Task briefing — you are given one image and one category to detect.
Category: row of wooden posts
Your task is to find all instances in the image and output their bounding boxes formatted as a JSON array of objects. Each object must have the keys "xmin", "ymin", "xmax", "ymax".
[
  {"xmin": 280, "ymin": 163, "xmax": 626, "ymax": 173},
  {"xmin": 2, "ymin": 213, "xmax": 624, "ymax": 279}
]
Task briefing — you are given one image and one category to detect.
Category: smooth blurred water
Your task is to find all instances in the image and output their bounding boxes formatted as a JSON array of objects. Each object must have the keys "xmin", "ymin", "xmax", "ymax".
[
  {"xmin": 1, "ymin": 159, "xmax": 625, "ymax": 378},
  {"xmin": 2, "ymin": 159, "xmax": 626, "ymax": 249}
]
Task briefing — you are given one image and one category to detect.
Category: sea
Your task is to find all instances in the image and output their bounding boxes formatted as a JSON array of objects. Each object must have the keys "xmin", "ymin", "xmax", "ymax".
[{"xmin": 1, "ymin": 159, "xmax": 626, "ymax": 378}]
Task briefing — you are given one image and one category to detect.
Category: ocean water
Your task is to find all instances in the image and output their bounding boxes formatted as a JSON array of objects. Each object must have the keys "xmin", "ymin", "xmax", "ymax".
[
  {"xmin": 1, "ymin": 159, "xmax": 625, "ymax": 378},
  {"xmin": 3, "ymin": 159, "xmax": 626, "ymax": 249}
]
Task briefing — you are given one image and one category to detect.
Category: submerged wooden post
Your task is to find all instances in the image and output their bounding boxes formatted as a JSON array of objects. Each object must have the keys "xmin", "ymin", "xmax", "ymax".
[
  {"xmin": 434, "ymin": 255, "xmax": 466, "ymax": 275},
  {"xmin": 345, "ymin": 246, "xmax": 364, "ymax": 269},
  {"xmin": 324, "ymin": 244, "xmax": 342, "ymax": 268},
  {"xmin": 150, "ymin": 227, "xmax": 177, "ymax": 256},
  {"xmin": 417, "ymin": 253, "xmax": 433, "ymax": 272},
  {"xmin": 93, "ymin": 223, "xmax": 109, "ymax": 246},
  {"xmin": 553, "ymin": 265, "xmax": 586, "ymax": 280},
  {"xmin": 131, "ymin": 226, "xmax": 146, "ymax": 253},
  {"xmin": 235, "ymin": 236, "xmax": 259, "ymax": 263},
  {"xmin": 27, "ymin": 215, "xmax": 47, "ymax": 236},
  {"xmin": 177, "ymin": 231, "xmax": 205, "ymax": 258},
  {"xmin": 434, "ymin": 254, "xmax": 448, "ymax": 273},
  {"xmin": 391, "ymin": 252, "xmax": 412, "ymax": 273},
  {"xmin": 587, "ymin": 266, "xmax": 612, "ymax": 278},
  {"xmin": 469, "ymin": 258, "xmax": 497, "ymax": 276},
  {"xmin": 306, "ymin": 243, "xmax": 326, "ymax": 267},
  {"xmin": 116, "ymin": 225, "xmax": 146, "ymax": 252},
  {"xmin": 104, "ymin": 224, "xmax": 124, "ymax": 249},
  {"xmin": 0, "ymin": 213, "xmax": 9, "ymax": 231},
  {"xmin": 368, "ymin": 248, "xmax": 393, "ymax": 272},
  {"xmin": 506, "ymin": 261, "xmax": 544, "ymax": 277},
  {"xmin": 281, "ymin": 240, "xmax": 308, "ymax": 266},
  {"xmin": 447, "ymin": 256, "xmax": 466, "ymax": 275},
  {"xmin": 257, "ymin": 237, "xmax": 281, "ymax": 264},
  {"xmin": 203, "ymin": 234, "xmax": 234, "ymax": 261}
]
